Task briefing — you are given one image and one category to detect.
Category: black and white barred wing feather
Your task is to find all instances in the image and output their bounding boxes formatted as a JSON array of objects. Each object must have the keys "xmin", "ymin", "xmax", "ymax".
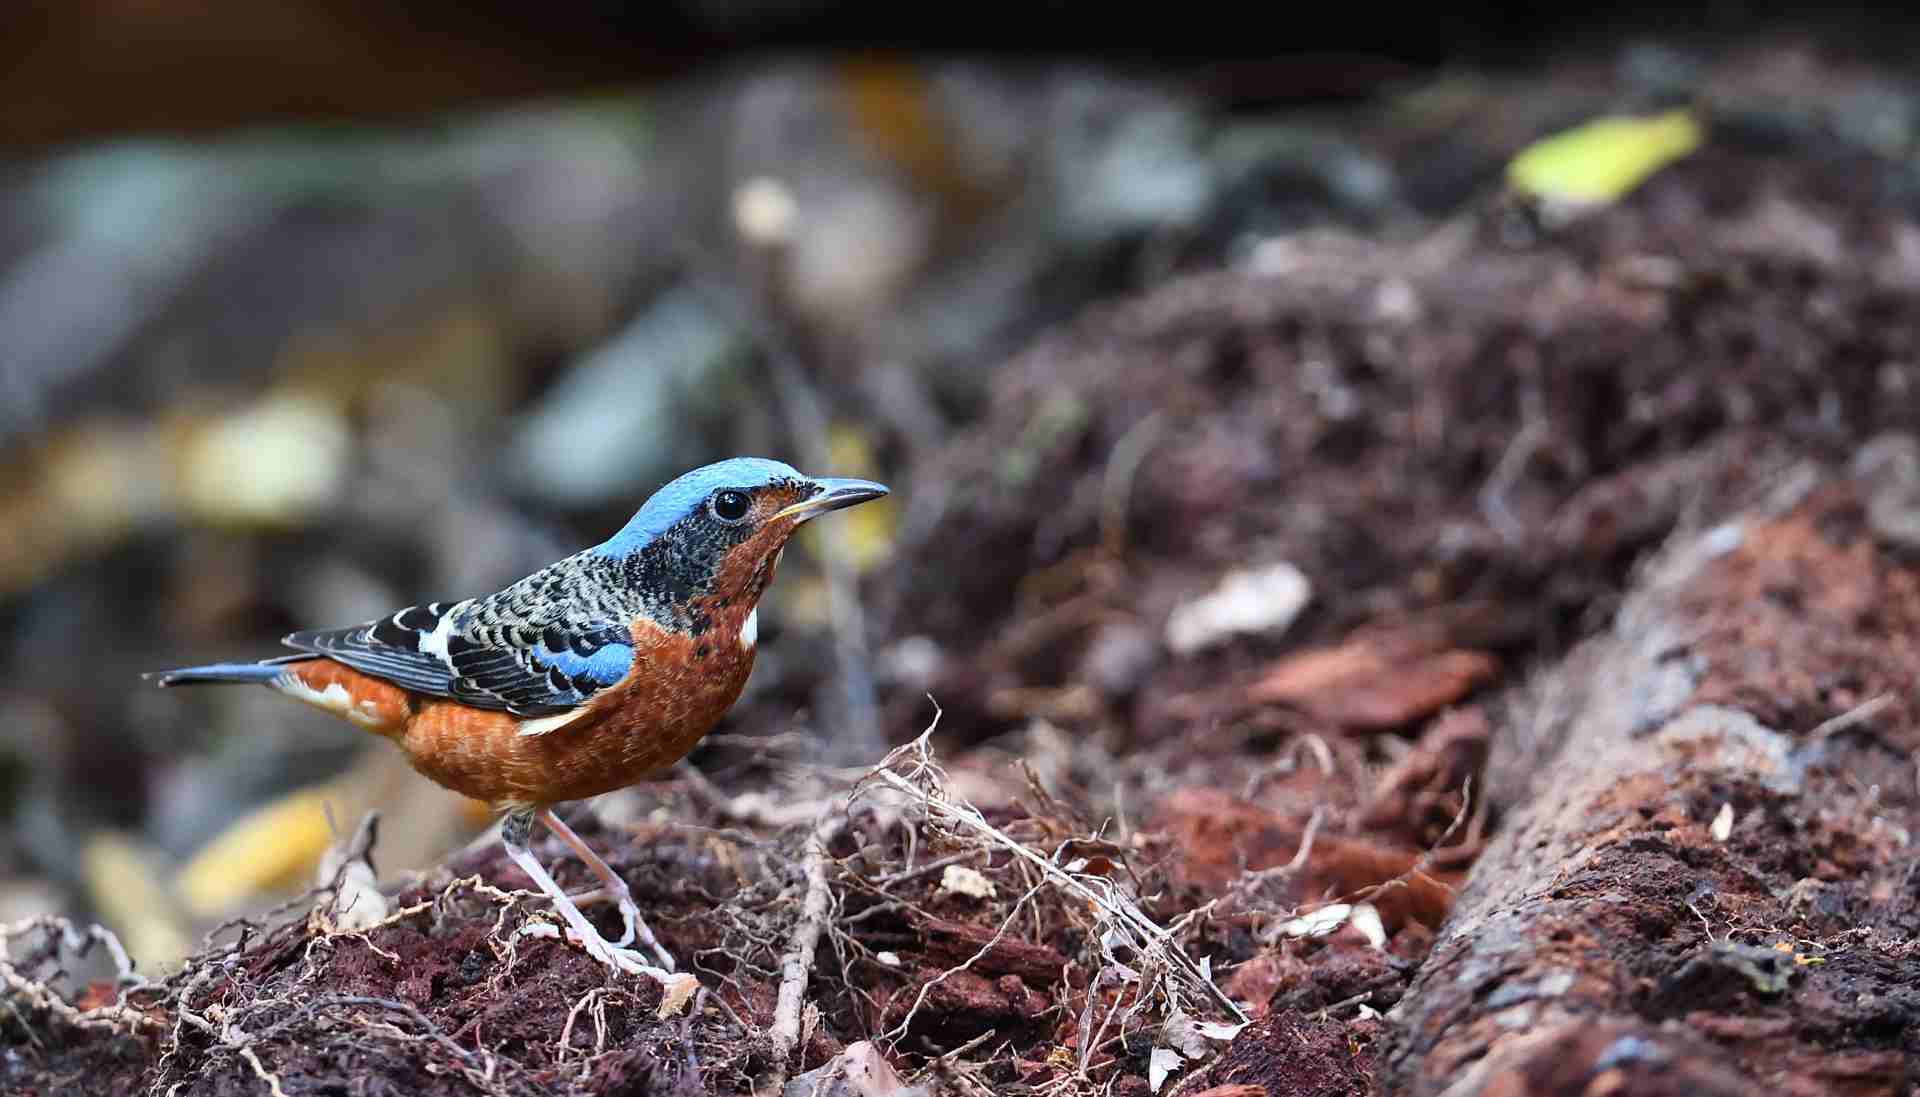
[
  {"xmin": 282, "ymin": 601, "xmax": 468, "ymax": 698},
  {"xmin": 282, "ymin": 560, "xmax": 637, "ymax": 720}
]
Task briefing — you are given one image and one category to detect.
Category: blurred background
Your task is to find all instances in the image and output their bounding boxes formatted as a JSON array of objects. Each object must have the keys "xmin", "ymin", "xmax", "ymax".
[{"xmin": 2, "ymin": 1, "xmax": 1916, "ymax": 973}]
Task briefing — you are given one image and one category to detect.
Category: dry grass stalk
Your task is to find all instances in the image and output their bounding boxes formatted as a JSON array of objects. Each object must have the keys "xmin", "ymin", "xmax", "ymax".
[{"xmin": 854, "ymin": 710, "xmax": 1247, "ymax": 1068}]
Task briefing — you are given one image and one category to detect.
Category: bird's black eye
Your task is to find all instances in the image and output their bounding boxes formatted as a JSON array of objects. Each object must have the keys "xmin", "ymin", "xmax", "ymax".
[{"xmin": 712, "ymin": 490, "xmax": 751, "ymax": 522}]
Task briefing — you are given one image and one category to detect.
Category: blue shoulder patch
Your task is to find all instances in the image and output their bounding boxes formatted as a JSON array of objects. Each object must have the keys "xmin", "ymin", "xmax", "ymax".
[{"xmin": 530, "ymin": 642, "xmax": 633, "ymax": 687}]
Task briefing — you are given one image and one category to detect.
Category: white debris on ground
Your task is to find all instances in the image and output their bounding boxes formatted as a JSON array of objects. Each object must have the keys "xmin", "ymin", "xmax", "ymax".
[
  {"xmin": 1275, "ymin": 901, "xmax": 1387, "ymax": 950},
  {"xmin": 1164, "ymin": 561, "xmax": 1312, "ymax": 655},
  {"xmin": 937, "ymin": 863, "xmax": 997, "ymax": 900}
]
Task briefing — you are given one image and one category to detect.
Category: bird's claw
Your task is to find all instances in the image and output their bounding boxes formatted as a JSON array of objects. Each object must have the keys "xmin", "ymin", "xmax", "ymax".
[
  {"xmin": 611, "ymin": 898, "xmax": 677, "ymax": 972},
  {"xmin": 568, "ymin": 919, "xmax": 676, "ymax": 973},
  {"xmin": 610, "ymin": 896, "xmax": 638, "ymax": 949},
  {"xmin": 517, "ymin": 918, "xmax": 677, "ymax": 979},
  {"xmin": 572, "ymin": 881, "xmax": 671, "ymax": 968},
  {"xmin": 586, "ymin": 937, "xmax": 669, "ymax": 979}
]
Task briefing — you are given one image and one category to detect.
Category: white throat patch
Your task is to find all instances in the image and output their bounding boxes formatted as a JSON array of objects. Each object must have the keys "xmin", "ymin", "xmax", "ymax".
[{"xmin": 739, "ymin": 607, "xmax": 759, "ymax": 651}]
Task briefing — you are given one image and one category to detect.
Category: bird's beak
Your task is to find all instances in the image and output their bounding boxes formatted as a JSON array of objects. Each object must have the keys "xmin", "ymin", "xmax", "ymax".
[{"xmin": 774, "ymin": 477, "xmax": 890, "ymax": 522}]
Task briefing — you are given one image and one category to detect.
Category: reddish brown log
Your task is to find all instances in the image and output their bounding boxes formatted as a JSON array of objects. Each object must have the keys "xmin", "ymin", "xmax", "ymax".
[{"xmin": 1381, "ymin": 480, "xmax": 1920, "ymax": 1097}]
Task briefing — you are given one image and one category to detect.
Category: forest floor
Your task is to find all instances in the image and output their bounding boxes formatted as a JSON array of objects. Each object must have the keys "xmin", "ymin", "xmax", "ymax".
[{"xmin": 11, "ymin": 53, "xmax": 1920, "ymax": 1097}]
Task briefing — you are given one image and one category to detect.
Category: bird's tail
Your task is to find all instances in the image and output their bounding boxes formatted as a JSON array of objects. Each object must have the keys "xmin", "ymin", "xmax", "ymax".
[
  {"xmin": 149, "ymin": 656, "xmax": 410, "ymax": 737},
  {"xmin": 148, "ymin": 657, "xmax": 302, "ymax": 687}
]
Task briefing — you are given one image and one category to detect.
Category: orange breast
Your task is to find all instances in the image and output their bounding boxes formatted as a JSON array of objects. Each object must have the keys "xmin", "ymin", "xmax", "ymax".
[{"xmin": 393, "ymin": 610, "xmax": 758, "ymax": 809}]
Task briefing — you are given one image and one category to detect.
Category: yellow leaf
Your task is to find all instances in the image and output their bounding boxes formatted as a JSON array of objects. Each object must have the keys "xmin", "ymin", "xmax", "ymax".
[
  {"xmin": 175, "ymin": 786, "xmax": 339, "ymax": 917},
  {"xmin": 1508, "ymin": 110, "xmax": 1701, "ymax": 206},
  {"xmin": 805, "ymin": 496, "xmax": 897, "ymax": 573},
  {"xmin": 811, "ymin": 423, "xmax": 895, "ymax": 573}
]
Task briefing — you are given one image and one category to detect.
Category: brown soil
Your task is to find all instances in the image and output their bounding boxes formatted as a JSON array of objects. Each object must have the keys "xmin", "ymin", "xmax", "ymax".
[{"xmin": 12, "ymin": 84, "xmax": 1920, "ymax": 1097}]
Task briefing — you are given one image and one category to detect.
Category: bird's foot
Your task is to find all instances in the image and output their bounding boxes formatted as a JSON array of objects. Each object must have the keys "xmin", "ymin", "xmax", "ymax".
[
  {"xmin": 518, "ymin": 921, "xmax": 699, "ymax": 1017},
  {"xmin": 517, "ymin": 920, "xmax": 676, "ymax": 980},
  {"xmin": 531, "ymin": 810, "xmax": 673, "ymax": 968},
  {"xmin": 564, "ymin": 888, "xmax": 675, "ymax": 970},
  {"xmin": 607, "ymin": 892, "xmax": 638, "ymax": 948},
  {"xmin": 501, "ymin": 811, "xmax": 681, "ymax": 986},
  {"xmin": 608, "ymin": 894, "xmax": 676, "ymax": 972}
]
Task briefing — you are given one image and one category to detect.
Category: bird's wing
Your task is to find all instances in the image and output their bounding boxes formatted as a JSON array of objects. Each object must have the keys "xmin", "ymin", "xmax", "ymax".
[
  {"xmin": 283, "ymin": 601, "xmax": 471, "ymax": 698},
  {"xmin": 283, "ymin": 568, "xmax": 637, "ymax": 718}
]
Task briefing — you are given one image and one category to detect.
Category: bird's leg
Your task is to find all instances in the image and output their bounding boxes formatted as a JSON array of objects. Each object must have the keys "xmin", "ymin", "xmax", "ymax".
[
  {"xmin": 500, "ymin": 809, "xmax": 670, "ymax": 981},
  {"xmin": 538, "ymin": 807, "xmax": 674, "ymax": 971},
  {"xmin": 537, "ymin": 809, "xmax": 640, "ymax": 948}
]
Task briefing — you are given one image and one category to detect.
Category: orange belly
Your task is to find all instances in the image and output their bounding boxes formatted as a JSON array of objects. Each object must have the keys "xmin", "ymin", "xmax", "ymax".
[{"xmin": 282, "ymin": 612, "xmax": 757, "ymax": 809}]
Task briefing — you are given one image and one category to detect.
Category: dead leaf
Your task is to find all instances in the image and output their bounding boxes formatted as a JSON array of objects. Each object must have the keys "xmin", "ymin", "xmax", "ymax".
[{"xmin": 1248, "ymin": 642, "xmax": 1497, "ymax": 730}]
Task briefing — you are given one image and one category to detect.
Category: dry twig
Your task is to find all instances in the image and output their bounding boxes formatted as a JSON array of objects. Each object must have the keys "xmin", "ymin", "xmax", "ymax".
[
  {"xmin": 768, "ymin": 803, "xmax": 847, "ymax": 1087},
  {"xmin": 0, "ymin": 916, "xmax": 158, "ymax": 1036}
]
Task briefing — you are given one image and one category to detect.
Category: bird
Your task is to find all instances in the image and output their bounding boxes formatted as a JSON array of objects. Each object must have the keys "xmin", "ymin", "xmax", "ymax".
[{"xmin": 152, "ymin": 457, "xmax": 888, "ymax": 980}]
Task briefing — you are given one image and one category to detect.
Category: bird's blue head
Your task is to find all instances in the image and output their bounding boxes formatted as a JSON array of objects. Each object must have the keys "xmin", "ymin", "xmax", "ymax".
[
  {"xmin": 596, "ymin": 457, "xmax": 810, "ymax": 557},
  {"xmin": 593, "ymin": 458, "xmax": 888, "ymax": 630}
]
